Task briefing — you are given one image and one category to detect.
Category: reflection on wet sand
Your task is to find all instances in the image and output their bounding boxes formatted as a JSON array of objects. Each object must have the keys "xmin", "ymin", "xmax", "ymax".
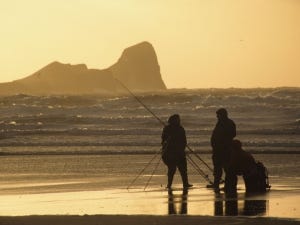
[
  {"xmin": 166, "ymin": 189, "xmax": 268, "ymax": 216},
  {"xmin": 167, "ymin": 189, "xmax": 188, "ymax": 215},
  {"xmin": 214, "ymin": 192, "xmax": 267, "ymax": 216}
]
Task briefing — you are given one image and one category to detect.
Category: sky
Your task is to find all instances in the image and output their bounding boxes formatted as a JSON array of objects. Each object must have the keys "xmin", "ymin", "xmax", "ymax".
[{"xmin": 0, "ymin": 0, "xmax": 299, "ymax": 88}]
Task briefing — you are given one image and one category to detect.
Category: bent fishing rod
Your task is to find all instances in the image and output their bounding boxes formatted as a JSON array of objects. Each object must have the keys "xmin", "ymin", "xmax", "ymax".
[{"xmin": 114, "ymin": 78, "xmax": 214, "ymax": 179}]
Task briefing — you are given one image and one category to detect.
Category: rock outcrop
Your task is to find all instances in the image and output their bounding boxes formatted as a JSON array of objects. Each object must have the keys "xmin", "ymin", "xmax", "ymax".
[
  {"xmin": 0, "ymin": 42, "xmax": 166, "ymax": 95},
  {"xmin": 110, "ymin": 42, "xmax": 166, "ymax": 91}
]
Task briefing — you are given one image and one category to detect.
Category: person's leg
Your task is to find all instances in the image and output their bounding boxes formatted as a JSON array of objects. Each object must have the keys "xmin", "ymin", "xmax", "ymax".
[
  {"xmin": 207, "ymin": 154, "xmax": 222, "ymax": 189},
  {"xmin": 178, "ymin": 158, "xmax": 193, "ymax": 188},
  {"xmin": 167, "ymin": 164, "xmax": 176, "ymax": 188},
  {"xmin": 224, "ymin": 166, "xmax": 237, "ymax": 194}
]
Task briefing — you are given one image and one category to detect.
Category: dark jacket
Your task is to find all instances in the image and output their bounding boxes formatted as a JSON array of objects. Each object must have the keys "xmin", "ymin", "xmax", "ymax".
[
  {"xmin": 229, "ymin": 141, "xmax": 256, "ymax": 175},
  {"xmin": 161, "ymin": 124, "xmax": 187, "ymax": 163},
  {"xmin": 211, "ymin": 118, "xmax": 236, "ymax": 152}
]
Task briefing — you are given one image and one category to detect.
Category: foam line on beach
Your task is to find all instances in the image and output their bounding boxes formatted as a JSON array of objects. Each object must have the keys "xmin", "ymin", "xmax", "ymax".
[{"xmin": 0, "ymin": 150, "xmax": 299, "ymax": 156}]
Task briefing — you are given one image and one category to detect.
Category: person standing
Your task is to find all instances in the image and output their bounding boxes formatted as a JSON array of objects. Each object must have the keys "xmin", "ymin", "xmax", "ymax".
[
  {"xmin": 161, "ymin": 114, "xmax": 193, "ymax": 189},
  {"xmin": 208, "ymin": 108, "xmax": 236, "ymax": 191}
]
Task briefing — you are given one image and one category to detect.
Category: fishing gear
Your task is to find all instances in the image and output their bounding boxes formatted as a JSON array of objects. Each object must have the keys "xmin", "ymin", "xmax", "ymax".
[
  {"xmin": 186, "ymin": 155, "xmax": 212, "ymax": 184},
  {"xmin": 114, "ymin": 78, "xmax": 214, "ymax": 184},
  {"xmin": 144, "ymin": 156, "xmax": 162, "ymax": 191},
  {"xmin": 115, "ymin": 78, "xmax": 166, "ymax": 126},
  {"xmin": 127, "ymin": 149, "xmax": 161, "ymax": 189},
  {"xmin": 115, "ymin": 78, "xmax": 212, "ymax": 170},
  {"xmin": 186, "ymin": 146, "xmax": 213, "ymax": 173}
]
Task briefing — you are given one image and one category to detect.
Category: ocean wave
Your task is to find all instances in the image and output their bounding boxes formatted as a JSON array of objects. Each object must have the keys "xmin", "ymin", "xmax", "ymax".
[
  {"xmin": 1, "ymin": 88, "xmax": 299, "ymax": 108},
  {"xmin": 0, "ymin": 89, "xmax": 299, "ymax": 157}
]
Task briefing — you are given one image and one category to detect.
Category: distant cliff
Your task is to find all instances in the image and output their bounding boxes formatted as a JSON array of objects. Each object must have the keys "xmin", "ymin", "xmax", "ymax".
[{"xmin": 0, "ymin": 42, "xmax": 166, "ymax": 95}]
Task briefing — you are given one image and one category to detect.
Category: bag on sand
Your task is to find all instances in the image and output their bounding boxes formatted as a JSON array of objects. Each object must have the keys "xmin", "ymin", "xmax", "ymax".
[{"xmin": 243, "ymin": 161, "xmax": 271, "ymax": 193}]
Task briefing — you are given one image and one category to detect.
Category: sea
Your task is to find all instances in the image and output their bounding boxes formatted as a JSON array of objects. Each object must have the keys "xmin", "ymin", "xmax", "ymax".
[
  {"xmin": 0, "ymin": 87, "xmax": 299, "ymax": 155},
  {"xmin": 0, "ymin": 88, "xmax": 299, "ymax": 217}
]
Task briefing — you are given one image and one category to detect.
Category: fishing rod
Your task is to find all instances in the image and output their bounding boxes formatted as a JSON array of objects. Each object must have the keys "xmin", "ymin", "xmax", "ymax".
[
  {"xmin": 114, "ymin": 78, "xmax": 214, "ymax": 175},
  {"xmin": 115, "ymin": 78, "xmax": 166, "ymax": 126},
  {"xmin": 186, "ymin": 146, "xmax": 213, "ymax": 173},
  {"xmin": 127, "ymin": 149, "xmax": 161, "ymax": 189},
  {"xmin": 144, "ymin": 156, "xmax": 162, "ymax": 191},
  {"xmin": 187, "ymin": 155, "xmax": 212, "ymax": 184}
]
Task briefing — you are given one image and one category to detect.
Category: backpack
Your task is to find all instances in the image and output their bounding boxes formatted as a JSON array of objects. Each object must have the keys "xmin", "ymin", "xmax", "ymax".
[{"xmin": 255, "ymin": 161, "xmax": 271, "ymax": 191}]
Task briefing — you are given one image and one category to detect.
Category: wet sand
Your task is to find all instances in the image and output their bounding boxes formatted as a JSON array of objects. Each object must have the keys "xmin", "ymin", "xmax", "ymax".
[
  {"xmin": 0, "ymin": 154, "xmax": 299, "ymax": 224},
  {"xmin": 0, "ymin": 184, "xmax": 299, "ymax": 217},
  {"xmin": 0, "ymin": 183, "xmax": 299, "ymax": 224}
]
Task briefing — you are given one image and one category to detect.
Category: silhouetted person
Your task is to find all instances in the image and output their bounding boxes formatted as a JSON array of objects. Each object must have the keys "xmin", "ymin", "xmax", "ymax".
[
  {"xmin": 208, "ymin": 108, "xmax": 236, "ymax": 191},
  {"xmin": 161, "ymin": 114, "xmax": 192, "ymax": 189},
  {"xmin": 228, "ymin": 139, "xmax": 270, "ymax": 193},
  {"xmin": 168, "ymin": 189, "xmax": 188, "ymax": 214}
]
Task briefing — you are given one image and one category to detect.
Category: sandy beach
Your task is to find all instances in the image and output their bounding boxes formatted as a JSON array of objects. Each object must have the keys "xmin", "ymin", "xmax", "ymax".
[{"xmin": 0, "ymin": 188, "xmax": 299, "ymax": 225}]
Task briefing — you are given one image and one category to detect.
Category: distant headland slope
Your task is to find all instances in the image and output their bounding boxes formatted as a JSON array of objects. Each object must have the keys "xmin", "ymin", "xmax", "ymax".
[{"xmin": 0, "ymin": 42, "xmax": 167, "ymax": 95}]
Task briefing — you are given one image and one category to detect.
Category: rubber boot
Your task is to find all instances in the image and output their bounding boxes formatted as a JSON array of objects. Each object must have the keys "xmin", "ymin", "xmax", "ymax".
[
  {"xmin": 182, "ymin": 175, "xmax": 193, "ymax": 189},
  {"xmin": 206, "ymin": 179, "xmax": 220, "ymax": 190}
]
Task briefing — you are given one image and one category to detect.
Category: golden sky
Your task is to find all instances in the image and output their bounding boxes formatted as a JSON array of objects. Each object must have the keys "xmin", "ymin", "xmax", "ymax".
[{"xmin": 0, "ymin": 0, "xmax": 299, "ymax": 88}]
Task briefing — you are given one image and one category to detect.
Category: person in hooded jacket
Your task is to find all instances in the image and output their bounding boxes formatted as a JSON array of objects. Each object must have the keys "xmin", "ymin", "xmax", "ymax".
[{"xmin": 161, "ymin": 114, "xmax": 193, "ymax": 189}]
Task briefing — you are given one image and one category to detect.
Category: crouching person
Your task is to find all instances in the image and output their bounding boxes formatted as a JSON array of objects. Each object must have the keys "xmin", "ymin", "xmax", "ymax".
[{"xmin": 227, "ymin": 140, "xmax": 270, "ymax": 193}]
